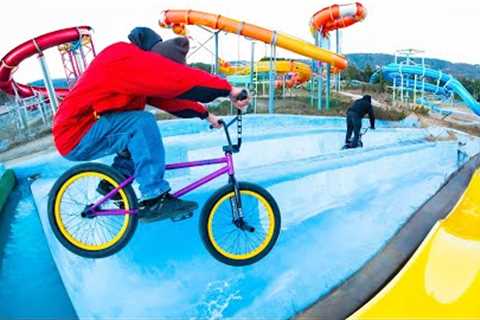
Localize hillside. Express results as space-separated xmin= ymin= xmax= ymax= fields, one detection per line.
xmin=347 ymin=53 xmax=480 ymax=80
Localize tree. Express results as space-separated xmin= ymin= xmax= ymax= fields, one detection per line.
xmin=343 ymin=65 xmax=362 ymax=81
xmin=362 ymin=64 xmax=374 ymax=82
xmin=189 ymin=62 xmax=212 ymax=73
xmin=0 ymin=91 xmax=10 ymax=105
xmin=370 ymin=71 xmax=386 ymax=93
xmin=458 ymin=77 xmax=480 ymax=100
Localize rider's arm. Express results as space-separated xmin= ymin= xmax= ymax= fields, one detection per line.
xmin=147 ymin=97 xmax=209 ymax=119
xmin=368 ymin=105 xmax=376 ymax=129
xmin=115 ymin=47 xmax=232 ymax=102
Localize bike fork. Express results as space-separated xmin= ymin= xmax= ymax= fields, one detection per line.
xmin=229 ymin=174 xmax=243 ymax=220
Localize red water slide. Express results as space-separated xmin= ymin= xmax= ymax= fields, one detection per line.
xmin=0 ymin=26 xmax=92 ymax=97
xmin=311 ymin=3 xmax=367 ymax=37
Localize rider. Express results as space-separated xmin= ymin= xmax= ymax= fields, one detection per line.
xmin=52 ymin=27 xmax=248 ymax=222
xmin=345 ymin=95 xmax=375 ymax=148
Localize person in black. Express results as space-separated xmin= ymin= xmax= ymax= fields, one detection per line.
xmin=345 ymin=95 xmax=375 ymax=148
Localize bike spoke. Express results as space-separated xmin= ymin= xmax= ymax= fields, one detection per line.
xmin=56 ymin=173 xmax=130 ymax=248
xmin=210 ymin=191 xmax=274 ymax=257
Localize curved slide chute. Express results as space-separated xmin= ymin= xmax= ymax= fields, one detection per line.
xmin=219 ymin=59 xmax=312 ymax=83
xmin=351 ymin=169 xmax=480 ymax=318
xmin=380 ymin=73 xmax=451 ymax=98
xmin=298 ymin=155 xmax=480 ymax=319
xmin=159 ymin=10 xmax=348 ymax=71
xmin=416 ymin=97 xmax=454 ymax=117
xmin=375 ymin=64 xmax=480 ymax=117
xmin=219 ymin=59 xmax=312 ymax=88
xmin=0 ymin=26 xmax=92 ymax=98
xmin=310 ymin=2 xmax=367 ymax=37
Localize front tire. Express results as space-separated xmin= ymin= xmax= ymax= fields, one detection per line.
xmin=200 ymin=182 xmax=281 ymax=266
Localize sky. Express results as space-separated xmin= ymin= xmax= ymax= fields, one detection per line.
xmin=1 ymin=0 xmax=479 ymax=82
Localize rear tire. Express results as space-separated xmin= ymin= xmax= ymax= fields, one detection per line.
xmin=47 ymin=163 xmax=138 ymax=258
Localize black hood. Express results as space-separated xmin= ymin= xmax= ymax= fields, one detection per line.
xmin=363 ymin=95 xmax=372 ymax=104
xmin=128 ymin=27 xmax=162 ymax=51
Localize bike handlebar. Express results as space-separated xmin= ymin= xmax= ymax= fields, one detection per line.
xmin=209 ymin=89 xmax=249 ymax=129
xmin=208 ymin=89 xmax=248 ymax=153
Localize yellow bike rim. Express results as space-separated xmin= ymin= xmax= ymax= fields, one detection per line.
xmin=208 ymin=190 xmax=275 ymax=260
xmin=54 ymin=171 xmax=131 ymax=251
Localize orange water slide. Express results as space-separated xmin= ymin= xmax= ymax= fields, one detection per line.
xmin=159 ymin=9 xmax=348 ymax=71
xmin=310 ymin=3 xmax=367 ymax=37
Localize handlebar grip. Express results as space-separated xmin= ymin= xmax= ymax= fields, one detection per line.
xmin=236 ymin=89 xmax=248 ymax=101
xmin=209 ymin=119 xmax=225 ymax=129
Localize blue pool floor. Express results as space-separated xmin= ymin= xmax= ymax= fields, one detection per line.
xmin=0 ymin=114 xmax=479 ymax=319
xmin=0 ymin=178 xmax=76 ymax=318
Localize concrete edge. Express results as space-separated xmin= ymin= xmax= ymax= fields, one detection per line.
xmin=0 ymin=169 xmax=16 ymax=212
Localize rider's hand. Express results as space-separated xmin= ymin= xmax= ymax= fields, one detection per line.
xmin=207 ymin=113 xmax=222 ymax=129
xmin=230 ymin=87 xmax=250 ymax=110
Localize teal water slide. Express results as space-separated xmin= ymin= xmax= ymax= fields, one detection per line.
xmin=373 ymin=64 xmax=480 ymax=116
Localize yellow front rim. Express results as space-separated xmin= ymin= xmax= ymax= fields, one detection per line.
xmin=207 ymin=190 xmax=275 ymax=260
xmin=54 ymin=171 xmax=131 ymax=251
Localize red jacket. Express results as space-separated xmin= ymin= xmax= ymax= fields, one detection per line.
xmin=53 ymin=42 xmax=231 ymax=156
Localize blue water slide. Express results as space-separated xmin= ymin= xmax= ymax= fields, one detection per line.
xmin=381 ymin=73 xmax=451 ymax=98
xmin=371 ymin=64 xmax=480 ymax=116
xmin=394 ymin=79 xmax=450 ymax=97
xmin=416 ymin=97 xmax=452 ymax=117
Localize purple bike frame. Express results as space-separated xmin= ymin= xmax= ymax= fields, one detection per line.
xmin=89 ymin=153 xmax=235 ymax=216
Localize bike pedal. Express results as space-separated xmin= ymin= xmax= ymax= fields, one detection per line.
xmin=171 ymin=212 xmax=194 ymax=222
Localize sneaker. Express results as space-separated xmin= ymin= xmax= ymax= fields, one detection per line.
xmin=96 ymin=180 xmax=122 ymax=200
xmin=139 ymin=193 xmax=198 ymax=223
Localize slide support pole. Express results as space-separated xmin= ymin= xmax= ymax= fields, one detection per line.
xmin=335 ymin=29 xmax=341 ymax=92
xmin=316 ymin=32 xmax=323 ymax=111
xmin=249 ymin=41 xmax=257 ymax=112
xmin=268 ymin=42 xmax=276 ymax=113
xmin=214 ymin=31 xmax=219 ymax=75
xmin=38 ymin=53 xmax=59 ymax=113
xmin=326 ymin=36 xmax=331 ymax=111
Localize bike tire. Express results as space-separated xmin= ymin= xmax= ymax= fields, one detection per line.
xmin=47 ymin=163 xmax=138 ymax=258
xmin=200 ymin=182 xmax=281 ymax=266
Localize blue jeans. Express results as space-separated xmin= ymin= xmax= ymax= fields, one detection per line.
xmin=65 ymin=110 xmax=171 ymax=199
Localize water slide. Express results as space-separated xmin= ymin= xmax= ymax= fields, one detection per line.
xmin=308 ymin=3 xmax=366 ymax=76
xmin=310 ymin=2 xmax=367 ymax=37
xmin=298 ymin=153 xmax=480 ymax=319
xmin=383 ymin=75 xmax=451 ymax=98
xmin=219 ymin=59 xmax=312 ymax=88
xmin=159 ymin=10 xmax=348 ymax=71
xmin=351 ymin=169 xmax=480 ymax=318
xmin=374 ymin=71 xmax=462 ymax=116
xmin=376 ymin=64 xmax=480 ymax=117
xmin=416 ymin=97 xmax=453 ymax=117
xmin=0 ymin=26 xmax=92 ymax=98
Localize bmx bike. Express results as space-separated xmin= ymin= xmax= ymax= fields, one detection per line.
xmin=48 ymin=99 xmax=281 ymax=266
xmin=342 ymin=128 xmax=369 ymax=149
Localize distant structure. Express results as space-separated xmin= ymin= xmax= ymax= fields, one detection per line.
xmin=372 ymin=48 xmax=480 ymax=119
xmin=0 ymin=27 xmax=95 ymax=138
xmin=391 ymin=49 xmax=428 ymax=105
xmin=309 ymin=3 xmax=367 ymax=111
